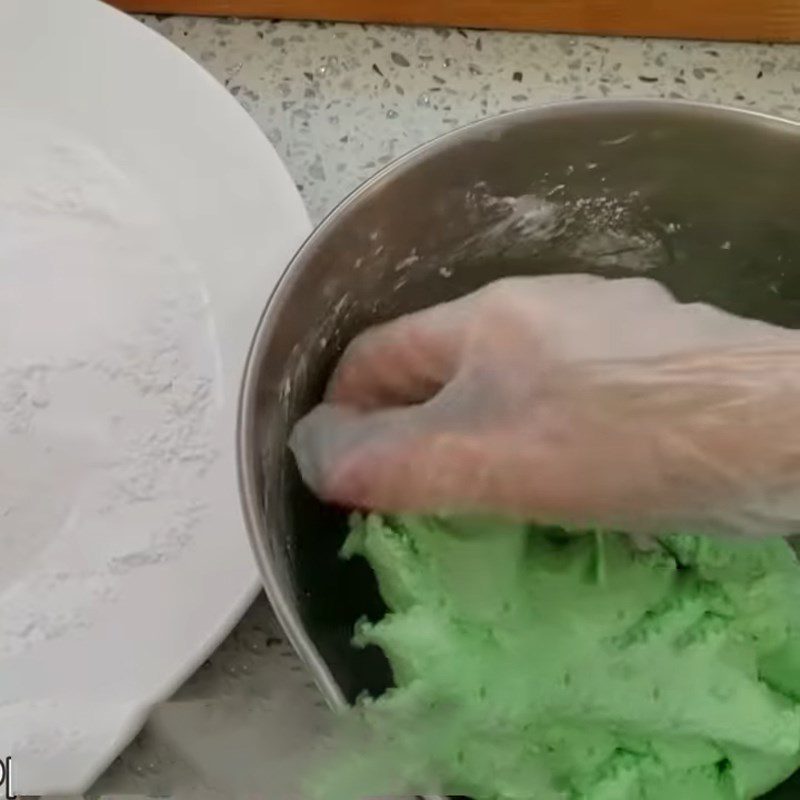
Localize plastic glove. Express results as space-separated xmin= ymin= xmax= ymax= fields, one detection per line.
xmin=290 ymin=274 xmax=800 ymax=537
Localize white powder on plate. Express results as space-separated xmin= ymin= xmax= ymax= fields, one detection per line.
xmin=0 ymin=119 xmax=220 ymax=657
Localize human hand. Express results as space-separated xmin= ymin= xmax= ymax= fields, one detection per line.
xmin=290 ymin=274 xmax=800 ymax=537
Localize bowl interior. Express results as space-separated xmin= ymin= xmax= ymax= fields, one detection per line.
xmin=241 ymin=101 xmax=800 ymax=798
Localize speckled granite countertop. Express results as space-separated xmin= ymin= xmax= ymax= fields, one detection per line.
xmin=69 ymin=15 xmax=800 ymax=799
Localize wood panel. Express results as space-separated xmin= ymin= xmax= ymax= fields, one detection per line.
xmin=111 ymin=0 xmax=800 ymax=43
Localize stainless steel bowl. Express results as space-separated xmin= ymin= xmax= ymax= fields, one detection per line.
xmin=238 ymin=99 xmax=800 ymax=799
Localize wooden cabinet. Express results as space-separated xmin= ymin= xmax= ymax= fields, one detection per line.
xmin=110 ymin=0 xmax=800 ymax=42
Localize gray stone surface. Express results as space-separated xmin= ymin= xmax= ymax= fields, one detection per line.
xmin=73 ymin=14 xmax=800 ymax=799
xmin=144 ymin=16 xmax=800 ymax=225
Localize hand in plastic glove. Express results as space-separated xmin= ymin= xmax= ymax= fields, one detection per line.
xmin=290 ymin=274 xmax=800 ymax=537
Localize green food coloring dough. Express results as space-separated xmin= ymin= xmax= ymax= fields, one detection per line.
xmin=315 ymin=515 xmax=800 ymax=800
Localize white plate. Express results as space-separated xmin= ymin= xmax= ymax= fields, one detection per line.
xmin=0 ymin=1 xmax=310 ymax=794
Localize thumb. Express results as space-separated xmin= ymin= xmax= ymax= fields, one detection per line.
xmin=289 ymin=403 xmax=420 ymax=507
xmin=289 ymin=405 xmax=364 ymax=499
xmin=290 ymin=402 xmax=475 ymax=512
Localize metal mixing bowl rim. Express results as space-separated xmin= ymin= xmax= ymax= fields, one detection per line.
xmin=237 ymin=97 xmax=800 ymax=713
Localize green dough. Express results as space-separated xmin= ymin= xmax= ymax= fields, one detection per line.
xmin=315 ymin=514 xmax=800 ymax=800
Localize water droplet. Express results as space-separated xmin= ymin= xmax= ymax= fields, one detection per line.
xmin=247 ymin=637 xmax=265 ymax=654
xmin=417 ymin=93 xmax=431 ymax=107
xmin=386 ymin=108 xmax=398 ymax=119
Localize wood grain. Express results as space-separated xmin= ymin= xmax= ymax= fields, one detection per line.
xmin=112 ymin=0 xmax=800 ymax=42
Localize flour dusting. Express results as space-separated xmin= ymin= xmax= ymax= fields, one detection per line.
xmin=0 ymin=120 xmax=221 ymax=657
xmin=457 ymin=184 xmax=668 ymax=272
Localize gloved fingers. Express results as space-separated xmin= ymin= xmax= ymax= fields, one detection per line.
xmin=323 ymin=275 xmax=623 ymax=410
xmin=289 ymin=400 xmax=489 ymax=511
xmin=324 ymin=297 xmax=475 ymax=410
